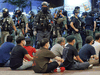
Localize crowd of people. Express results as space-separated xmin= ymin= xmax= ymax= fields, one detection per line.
xmin=0 ymin=1 xmax=100 ymax=73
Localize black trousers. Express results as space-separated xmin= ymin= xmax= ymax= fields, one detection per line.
xmin=45 ymin=61 xmax=59 ymax=73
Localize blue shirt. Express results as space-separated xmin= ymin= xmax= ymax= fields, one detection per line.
xmin=79 ymin=44 xmax=96 ymax=62
xmin=0 ymin=42 xmax=15 ymax=63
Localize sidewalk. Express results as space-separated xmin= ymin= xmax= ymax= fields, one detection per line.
xmin=0 ymin=66 xmax=100 ymax=75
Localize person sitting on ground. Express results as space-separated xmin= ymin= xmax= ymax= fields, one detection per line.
xmin=62 ymin=35 xmax=93 ymax=70
xmin=32 ymin=38 xmax=65 ymax=73
xmin=79 ymin=36 xmax=99 ymax=65
xmin=0 ymin=35 xmax=15 ymax=67
xmin=92 ymin=33 xmax=100 ymax=58
xmin=51 ymin=37 xmax=66 ymax=57
xmin=24 ymin=38 xmax=36 ymax=61
xmin=10 ymin=36 xmax=33 ymax=70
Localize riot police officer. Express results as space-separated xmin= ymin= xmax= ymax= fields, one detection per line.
xmin=95 ymin=13 xmax=100 ymax=33
xmin=0 ymin=8 xmax=17 ymax=44
xmin=34 ymin=1 xmax=54 ymax=48
xmin=85 ymin=11 xmax=96 ymax=37
xmin=70 ymin=9 xmax=82 ymax=50
xmin=28 ymin=11 xmax=36 ymax=46
xmin=13 ymin=7 xmax=28 ymax=36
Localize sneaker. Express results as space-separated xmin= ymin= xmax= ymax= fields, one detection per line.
xmin=88 ymin=64 xmax=93 ymax=69
xmin=54 ymin=67 xmax=65 ymax=72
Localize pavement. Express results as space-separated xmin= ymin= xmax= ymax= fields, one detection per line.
xmin=0 ymin=66 xmax=100 ymax=75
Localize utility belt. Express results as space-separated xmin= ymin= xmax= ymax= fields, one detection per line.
xmin=85 ymin=25 xmax=93 ymax=30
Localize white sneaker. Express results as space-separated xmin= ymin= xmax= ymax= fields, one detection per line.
xmin=88 ymin=64 xmax=93 ymax=69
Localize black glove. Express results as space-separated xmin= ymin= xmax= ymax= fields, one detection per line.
xmin=15 ymin=31 xmax=17 ymax=36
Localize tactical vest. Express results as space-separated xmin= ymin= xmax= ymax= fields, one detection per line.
xmin=15 ymin=14 xmax=25 ymax=29
xmin=1 ymin=16 xmax=11 ymax=31
xmin=37 ymin=12 xmax=52 ymax=32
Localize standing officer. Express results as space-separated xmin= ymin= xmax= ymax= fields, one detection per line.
xmin=28 ymin=11 xmax=36 ymax=46
xmin=85 ymin=11 xmax=96 ymax=37
xmin=13 ymin=8 xmax=28 ymax=37
xmin=34 ymin=1 xmax=54 ymax=48
xmin=70 ymin=9 xmax=82 ymax=50
xmin=0 ymin=8 xmax=17 ymax=44
xmin=95 ymin=13 xmax=100 ymax=33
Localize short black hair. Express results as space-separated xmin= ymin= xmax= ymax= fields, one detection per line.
xmin=40 ymin=38 xmax=49 ymax=47
xmin=85 ymin=36 xmax=93 ymax=44
xmin=7 ymin=35 xmax=13 ymax=42
xmin=16 ymin=36 xmax=25 ymax=44
xmin=75 ymin=6 xmax=80 ymax=10
xmin=95 ymin=33 xmax=100 ymax=40
xmin=66 ymin=35 xmax=75 ymax=42
xmin=25 ymin=38 xmax=31 ymax=46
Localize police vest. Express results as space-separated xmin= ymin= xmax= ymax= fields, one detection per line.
xmin=1 ymin=17 xmax=11 ymax=31
xmin=37 ymin=12 xmax=52 ymax=32
xmin=96 ymin=19 xmax=100 ymax=27
xmin=15 ymin=14 xmax=25 ymax=29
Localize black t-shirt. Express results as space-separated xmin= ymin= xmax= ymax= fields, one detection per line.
xmin=10 ymin=45 xmax=28 ymax=69
xmin=71 ymin=16 xmax=81 ymax=30
xmin=63 ymin=44 xmax=78 ymax=67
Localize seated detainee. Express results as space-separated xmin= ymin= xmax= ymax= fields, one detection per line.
xmin=92 ymin=33 xmax=100 ymax=57
xmin=0 ymin=35 xmax=15 ymax=67
xmin=10 ymin=36 xmax=33 ymax=70
xmin=32 ymin=38 xmax=65 ymax=73
xmin=24 ymin=38 xmax=36 ymax=61
xmin=51 ymin=37 xmax=65 ymax=57
xmin=79 ymin=36 xmax=99 ymax=65
xmin=63 ymin=35 xmax=92 ymax=70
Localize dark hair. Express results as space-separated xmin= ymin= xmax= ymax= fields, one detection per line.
xmin=95 ymin=33 xmax=100 ymax=40
xmin=7 ymin=35 xmax=13 ymax=42
xmin=85 ymin=36 xmax=93 ymax=44
xmin=16 ymin=36 xmax=25 ymax=44
xmin=66 ymin=35 xmax=75 ymax=42
xmin=40 ymin=38 xmax=49 ymax=47
xmin=75 ymin=6 xmax=80 ymax=10
xmin=25 ymin=38 xmax=31 ymax=46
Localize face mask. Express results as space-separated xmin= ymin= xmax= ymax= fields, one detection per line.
xmin=42 ymin=7 xmax=48 ymax=13
xmin=3 ymin=13 xmax=8 ymax=18
xmin=22 ymin=40 xmax=26 ymax=46
xmin=48 ymin=44 xmax=50 ymax=48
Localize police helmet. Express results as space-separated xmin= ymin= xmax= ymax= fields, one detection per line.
xmin=41 ymin=1 xmax=49 ymax=6
xmin=2 ymin=8 xmax=9 ymax=17
xmin=75 ymin=6 xmax=80 ymax=10
xmin=29 ymin=11 xmax=35 ymax=16
xmin=15 ymin=7 xmax=22 ymax=16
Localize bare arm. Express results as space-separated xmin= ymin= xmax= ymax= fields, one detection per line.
xmin=91 ymin=55 xmax=99 ymax=60
xmin=54 ymin=56 xmax=64 ymax=62
xmin=25 ymin=54 xmax=33 ymax=61
xmin=93 ymin=21 xmax=96 ymax=32
xmin=13 ymin=25 xmax=17 ymax=32
xmin=76 ymin=55 xmax=84 ymax=63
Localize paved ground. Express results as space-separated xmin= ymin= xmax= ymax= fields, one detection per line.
xmin=0 ymin=66 xmax=100 ymax=75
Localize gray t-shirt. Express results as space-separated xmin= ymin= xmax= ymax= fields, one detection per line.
xmin=51 ymin=43 xmax=63 ymax=57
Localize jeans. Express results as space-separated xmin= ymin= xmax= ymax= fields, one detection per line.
xmin=17 ymin=61 xmax=33 ymax=70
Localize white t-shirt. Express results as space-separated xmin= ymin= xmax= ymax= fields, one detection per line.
xmin=92 ymin=41 xmax=100 ymax=56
